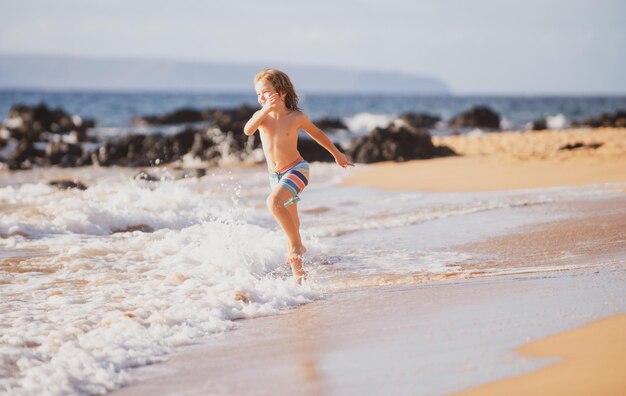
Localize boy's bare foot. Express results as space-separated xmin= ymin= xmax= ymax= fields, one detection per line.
xmin=286 ymin=245 xmax=307 ymax=285
xmin=284 ymin=244 xmax=307 ymax=265
xmin=287 ymin=254 xmax=307 ymax=285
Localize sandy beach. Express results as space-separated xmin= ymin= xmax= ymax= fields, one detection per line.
xmin=108 ymin=127 xmax=626 ymax=395
xmin=111 ymin=268 xmax=626 ymax=396
xmin=343 ymin=128 xmax=626 ymax=192
xmin=457 ymin=314 xmax=626 ymax=396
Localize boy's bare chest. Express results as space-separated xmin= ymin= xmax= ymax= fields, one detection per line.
xmin=261 ymin=118 xmax=300 ymax=139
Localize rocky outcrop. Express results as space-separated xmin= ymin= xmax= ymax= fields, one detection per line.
xmin=131 ymin=108 xmax=206 ymax=125
xmin=529 ymin=118 xmax=548 ymax=131
xmin=2 ymin=103 xmax=459 ymax=170
xmin=1 ymin=103 xmax=96 ymax=169
xmin=449 ymin=106 xmax=501 ymax=129
xmin=577 ymin=110 xmax=626 ymax=128
xmin=45 ymin=141 xmax=91 ymax=167
xmin=205 ymin=105 xmax=262 ymax=153
xmin=132 ymin=104 xmax=259 ymax=136
xmin=4 ymin=102 xmax=94 ymax=141
xmin=345 ymin=124 xmax=456 ymax=164
xmin=93 ymin=128 xmax=197 ymax=167
xmin=313 ymin=117 xmax=347 ymax=130
xmin=398 ymin=112 xmax=441 ymax=128
xmin=6 ymin=139 xmax=45 ymax=169
xmin=297 ymin=138 xmax=343 ymax=163
xmin=131 ymin=104 xmax=262 ymax=155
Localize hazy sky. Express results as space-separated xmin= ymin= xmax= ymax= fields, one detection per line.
xmin=2 ymin=0 xmax=625 ymax=94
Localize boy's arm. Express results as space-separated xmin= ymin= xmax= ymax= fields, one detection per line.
xmin=243 ymin=108 xmax=270 ymax=136
xmin=300 ymin=114 xmax=354 ymax=167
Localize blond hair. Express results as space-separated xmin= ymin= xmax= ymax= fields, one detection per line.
xmin=254 ymin=68 xmax=301 ymax=111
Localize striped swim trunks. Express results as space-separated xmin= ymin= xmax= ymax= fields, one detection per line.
xmin=269 ymin=157 xmax=310 ymax=207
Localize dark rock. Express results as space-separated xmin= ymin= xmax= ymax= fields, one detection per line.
xmin=449 ymin=106 xmax=501 ymax=129
xmin=558 ymin=142 xmax=603 ymax=151
xmin=130 ymin=104 xmax=261 ymax=160
xmin=530 ymin=118 xmax=548 ymax=131
xmin=313 ymin=117 xmax=347 ymax=130
xmin=8 ymin=139 xmax=45 ymax=170
xmin=433 ymin=145 xmax=457 ymax=157
xmin=49 ymin=180 xmax=88 ymax=190
xmin=206 ymin=105 xmax=260 ymax=151
xmin=398 ymin=112 xmax=441 ymax=128
xmin=132 ymin=108 xmax=206 ymax=125
xmin=345 ymin=124 xmax=456 ymax=164
xmin=111 ymin=224 xmax=155 ymax=234
xmin=189 ymin=130 xmax=219 ymax=162
xmin=94 ymin=135 xmax=144 ymax=166
xmin=579 ymin=109 xmax=626 ymax=128
xmin=133 ymin=104 xmax=259 ymax=137
xmin=205 ymin=105 xmax=258 ymax=131
xmin=45 ymin=141 xmax=84 ymax=166
xmin=298 ymin=138 xmax=342 ymax=163
xmin=94 ymin=128 xmax=199 ymax=167
xmin=5 ymin=102 xmax=94 ymax=141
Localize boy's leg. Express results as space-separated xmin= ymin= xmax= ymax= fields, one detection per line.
xmin=287 ymin=202 xmax=300 ymax=230
xmin=267 ymin=188 xmax=306 ymax=284
xmin=285 ymin=202 xmax=306 ymax=283
xmin=266 ymin=187 xmax=303 ymax=252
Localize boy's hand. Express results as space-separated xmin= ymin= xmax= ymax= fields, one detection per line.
xmin=262 ymin=93 xmax=281 ymax=112
xmin=335 ymin=152 xmax=355 ymax=168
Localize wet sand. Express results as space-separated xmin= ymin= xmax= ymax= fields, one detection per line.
xmin=111 ymin=268 xmax=625 ymax=396
xmin=450 ymin=197 xmax=626 ymax=273
xmin=110 ymin=194 xmax=626 ymax=395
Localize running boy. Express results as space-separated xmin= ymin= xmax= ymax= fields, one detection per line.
xmin=243 ymin=68 xmax=354 ymax=284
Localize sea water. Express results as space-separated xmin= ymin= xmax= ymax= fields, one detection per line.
xmin=2 ymin=90 xmax=626 ymax=140
xmin=1 ymin=163 xmax=624 ymax=395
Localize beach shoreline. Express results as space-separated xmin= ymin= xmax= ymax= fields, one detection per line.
xmin=109 ymin=182 xmax=626 ymax=395
xmin=110 ymin=266 xmax=625 ymax=396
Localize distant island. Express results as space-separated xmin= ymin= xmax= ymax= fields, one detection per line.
xmin=0 ymin=53 xmax=450 ymax=94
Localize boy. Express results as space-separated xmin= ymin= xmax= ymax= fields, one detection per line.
xmin=243 ymin=68 xmax=353 ymax=284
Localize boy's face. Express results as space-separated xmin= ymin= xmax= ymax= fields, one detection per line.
xmin=254 ymin=80 xmax=282 ymax=107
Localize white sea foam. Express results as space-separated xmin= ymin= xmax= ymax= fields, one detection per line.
xmin=342 ymin=112 xmax=395 ymax=135
xmin=0 ymin=127 xmax=10 ymax=140
xmin=0 ymin=164 xmax=622 ymax=395
xmin=467 ymin=128 xmax=485 ymax=136
xmin=0 ymin=172 xmax=317 ymax=395
xmin=3 ymin=117 xmax=22 ymax=129
xmin=500 ymin=117 xmax=514 ymax=130
xmin=546 ymin=113 xmax=569 ymax=129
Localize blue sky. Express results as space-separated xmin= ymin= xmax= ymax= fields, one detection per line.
xmin=2 ymin=0 xmax=625 ymax=94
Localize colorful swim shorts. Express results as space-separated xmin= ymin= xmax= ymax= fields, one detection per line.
xmin=269 ymin=157 xmax=310 ymax=207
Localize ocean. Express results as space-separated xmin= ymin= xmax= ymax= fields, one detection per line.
xmin=2 ymin=90 xmax=626 ymax=140
xmin=1 ymin=90 xmax=626 ymax=394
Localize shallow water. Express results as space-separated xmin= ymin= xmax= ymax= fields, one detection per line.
xmin=0 ymin=164 xmax=624 ymax=394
